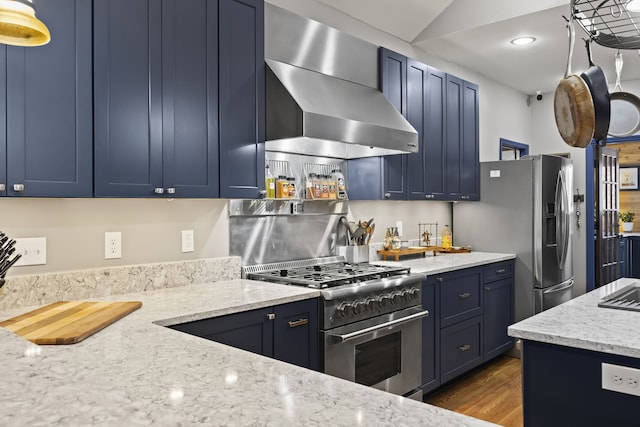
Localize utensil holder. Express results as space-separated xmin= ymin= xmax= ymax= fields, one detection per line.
xmin=338 ymin=245 xmax=369 ymax=263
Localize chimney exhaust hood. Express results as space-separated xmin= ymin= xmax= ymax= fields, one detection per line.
xmin=264 ymin=5 xmax=418 ymax=159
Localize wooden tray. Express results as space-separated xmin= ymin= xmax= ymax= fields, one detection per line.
xmin=437 ymin=246 xmax=472 ymax=254
xmin=0 ymin=300 xmax=142 ymax=345
xmin=377 ymin=246 xmax=438 ymax=261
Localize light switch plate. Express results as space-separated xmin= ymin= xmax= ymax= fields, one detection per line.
xmin=14 ymin=237 xmax=47 ymax=266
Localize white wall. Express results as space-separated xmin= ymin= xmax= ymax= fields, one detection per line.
xmin=3 ymin=1 xmax=539 ymax=279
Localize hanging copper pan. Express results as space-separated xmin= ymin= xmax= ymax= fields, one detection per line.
xmin=554 ymin=20 xmax=595 ymax=148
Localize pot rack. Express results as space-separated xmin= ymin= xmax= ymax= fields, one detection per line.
xmin=572 ymin=0 xmax=640 ymax=49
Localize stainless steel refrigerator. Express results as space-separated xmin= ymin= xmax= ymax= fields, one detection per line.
xmin=453 ymin=154 xmax=573 ymax=323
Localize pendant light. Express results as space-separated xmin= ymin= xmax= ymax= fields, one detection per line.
xmin=0 ymin=0 xmax=50 ymax=47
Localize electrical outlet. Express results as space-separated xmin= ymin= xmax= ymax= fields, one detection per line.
xmin=396 ymin=221 xmax=403 ymax=237
xmin=14 ymin=237 xmax=47 ymax=266
xmin=602 ymin=363 xmax=640 ymax=396
xmin=181 ymin=230 xmax=194 ymax=253
xmin=104 ymin=232 xmax=122 ymax=259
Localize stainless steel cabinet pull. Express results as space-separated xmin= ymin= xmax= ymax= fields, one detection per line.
xmin=0 ymin=183 xmax=5 ymax=191
xmin=425 ymin=194 xmax=434 ymax=199
xmin=13 ymin=184 xmax=24 ymax=192
xmin=166 ymin=187 xmax=176 ymax=195
xmin=288 ymin=318 xmax=308 ymax=328
xmin=458 ymin=344 xmax=471 ymax=352
xmin=436 ymin=277 xmax=444 ymax=282
xmin=496 ymin=268 xmax=506 ymax=274
xmin=458 ymin=292 xmax=470 ymax=299
xmin=461 ymin=195 xmax=470 ymax=200
xmin=267 ymin=313 xmax=276 ymax=320
xmin=384 ymin=193 xmax=391 ymax=199
xmin=259 ymin=189 xmax=267 ymax=196
xmin=154 ymin=187 xmax=164 ymax=194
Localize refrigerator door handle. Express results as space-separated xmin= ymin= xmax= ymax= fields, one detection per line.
xmin=542 ymin=279 xmax=574 ymax=294
xmin=555 ymin=170 xmax=570 ymax=268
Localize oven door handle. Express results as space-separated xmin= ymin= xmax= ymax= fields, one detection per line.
xmin=329 ymin=310 xmax=429 ymax=343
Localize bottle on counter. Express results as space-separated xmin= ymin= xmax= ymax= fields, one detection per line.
xmin=328 ymin=174 xmax=337 ymax=199
xmin=332 ymin=169 xmax=347 ymax=200
xmin=313 ymin=174 xmax=322 ymax=199
xmin=265 ymin=165 xmax=275 ymax=198
xmin=442 ymin=225 xmax=452 ymax=249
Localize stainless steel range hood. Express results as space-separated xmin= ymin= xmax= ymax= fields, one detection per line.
xmin=265 ymin=5 xmax=418 ymax=159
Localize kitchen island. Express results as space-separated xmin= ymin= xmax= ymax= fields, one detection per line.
xmin=508 ymin=278 xmax=640 ymax=426
xmin=0 ymin=278 xmax=497 ymax=426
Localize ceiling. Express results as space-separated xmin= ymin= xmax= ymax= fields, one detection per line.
xmin=316 ymin=0 xmax=640 ymax=95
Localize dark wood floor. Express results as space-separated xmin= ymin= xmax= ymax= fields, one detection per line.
xmin=424 ymin=355 xmax=523 ymax=427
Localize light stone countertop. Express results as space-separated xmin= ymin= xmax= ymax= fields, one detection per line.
xmin=0 ymin=278 xmax=497 ymax=426
xmin=374 ymin=251 xmax=516 ymax=275
xmin=508 ymin=277 xmax=640 ymax=359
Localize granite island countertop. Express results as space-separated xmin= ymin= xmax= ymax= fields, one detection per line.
xmin=508 ymin=277 xmax=640 ymax=359
xmin=374 ymin=251 xmax=516 ymax=275
xmin=0 ymin=279 xmax=497 ymax=426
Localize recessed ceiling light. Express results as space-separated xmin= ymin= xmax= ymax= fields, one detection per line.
xmin=511 ymin=36 xmax=536 ymax=46
xmin=627 ymin=0 xmax=640 ymax=12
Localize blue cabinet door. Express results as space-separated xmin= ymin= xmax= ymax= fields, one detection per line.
xmin=461 ymin=81 xmax=479 ymax=200
xmin=445 ymin=74 xmax=463 ymax=201
xmin=421 ymin=277 xmax=440 ymax=393
xmin=0 ymin=44 xmax=5 ymax=197
xmin=483 ymin=277 xmax=514 ymax=360
xmin=406 ymin=59 xmax=427 ymax=200
xmin=379 ymin=48 xmax=407 ymax=200
xmin=218 ymin=0 xmax=265 ymax=199
xmin=161 ymin=0 xmax=219 ymax=198
xmin=424 ymin=67 xmax=447 ymax=200
xmin=439 ymin=266 xmax=483 ymax=328
xmin=168 ymin=307 xmax=273 ymax=356
xmin=94 ymin=0 xmax=163 ymax=197
xmin=273 ymin=299 xmax=319 ymax=371
xmin=6 ymin=0 xmax=92 ymax=197
xmin=347 ymin=157 xmax=383 ymax=200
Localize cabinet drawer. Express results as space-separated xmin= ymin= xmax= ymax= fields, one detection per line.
xmin=440 ymin=267 xmax=482 ymax=327
xmin=483 ymin=260 xmax=513 ymax=283
xmin=441 ymin=316 xmax=482 ymax=383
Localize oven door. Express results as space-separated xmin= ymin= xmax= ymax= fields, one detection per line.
xmin=322 ymin=306 xmax=428 ymax=397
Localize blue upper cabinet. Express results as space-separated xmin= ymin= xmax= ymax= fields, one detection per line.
xmin=351 ymin=47 xmax=479 ymax=202
xmin=0 ymin=45 xmax=5 ymax=197
xmin=218 ymin=0 xmax=265 ymax=199
xmin=94 ymin=0 xmax=263 ymax=198
xmin=4 ymin=0 xmax=92 ymax=197
xmin=93 ymin=0 xmax=163 ymax=197
xmin=461 ymin=81 xmax=480 ymax=200
xmin=379 ymin=48 xmax=408 ymax=200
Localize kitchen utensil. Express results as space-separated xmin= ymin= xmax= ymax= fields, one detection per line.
xmin=608 ymin=50 xmax=640 ymax=137
xmin=554 ymin=19 xmax=595 ymax=148
xmin=580 ymin=39 xmax=610 ymax=144
xmin=351 ymin=221 xmax=367 ymax=243
xmin=0 ymin=301 xmax=142 ymax=345
xmin=339 ymin=216 xmax=353 ymax=245
xmin=0 ymin=253 xmax=21 ymax=277
xmin=366 ymin=223 xmax=375 ymax=245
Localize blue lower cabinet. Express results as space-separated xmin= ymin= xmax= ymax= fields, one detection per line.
xmin=438 ymin=267 xmax=482 ymax=328
xmin=421 ymin=278 xmax=440 ymax=393
xmin=440 ymin=316 xmax=483 ymax=384
xmin=483 ymin=277 xmax=514 ymax=360
xmin=522 ymin=340 xmax=640 ymax=426
xmin=168 ymin=298 xmax=318 ymax=371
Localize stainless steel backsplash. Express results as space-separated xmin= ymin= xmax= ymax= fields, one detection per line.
xmin=229 ymin=199 xmax=349 ymax=266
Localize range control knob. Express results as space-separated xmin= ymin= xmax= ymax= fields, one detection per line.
xmin=364 ymin=297 xmax=377 ymax=311
xmin=378 ymin=294 xmax=392 ymax=308
xmin=336 ymin=302 xmax=352 ymax=317
xmin=391 ymin=291 xmax=404 ymax=305
xmin=409 ymin=288 xmax=420 ymax=300
xmin=352 ymin=300 xmax=365 ymax=315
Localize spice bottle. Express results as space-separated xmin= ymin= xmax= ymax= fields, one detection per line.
xmin=287 ymin=177 xmax=296 ymax=198
xmin=276 ymin=175 xmax=289 ymax=199
xmin=321 ymin=174 xmax=330 ymax=199
xmin=265 ymin=165 xmax=275 ymax=198
xmin=313 ymin=174 xmax=322 ymax=199
xmin=306 ymin=173 xmax=315 ymax=199
xmin=332 ymin=169 xmax=347 ymax=200
xmin=442 ymin=225 xmax=452 ymax=249
xmin=328 ymin=174 xmax=337 ymax=199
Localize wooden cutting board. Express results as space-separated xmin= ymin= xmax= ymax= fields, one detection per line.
xmin=0 ymin=300 xmax=142 ymax=345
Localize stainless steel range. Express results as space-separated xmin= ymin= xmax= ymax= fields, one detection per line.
xmin=243 ymin=256 xmax=427 ymax=400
